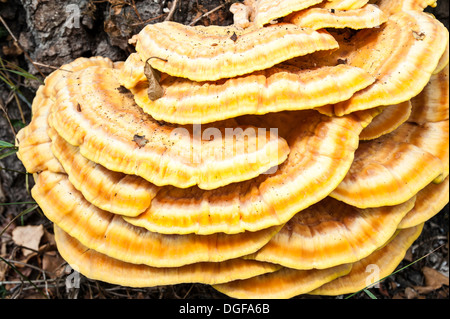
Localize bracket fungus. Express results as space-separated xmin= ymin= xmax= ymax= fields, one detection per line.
xmin=331 ymin=64 xmax=449 ymax=208
xmin=286 ymin=4 xmax=387 ymax=30
xmin=15 ymin=0 xmax=448 ymax=299
xmin=127 ymin=63 xmax=375 ymax=124
xmin=320 ymin=0 xmax=370 ymax=10
xmin=134 ymin=21 xmax=339 ymax=81
xmin=54 ymin=225 xmax=281 ymax=288
xmin=123 ymin=110 xmax=375 ymax=235
xmin=16 ymin=87 xmax=65 ymax=175
xmin=213 ymin=225 xmax=423 ymax=299
xmin=32 ymin=171 xmax=282 ymax=267
xmin=359 ymin=101 xmax=413 ymax=141
xmin=374 ymin=0 xmax=437 ymax=16
xmin=310 ymin=224 xmax=425 ymax=296
xmin=327 ymin=10 xmax=449 ymax=116
xmin=48 ymin=64 xmax=290 ymax=190
xmin=246 ymin=196 xmax=417 ymax=270
xmin=398 ymin=177 xmax=449 ymax=229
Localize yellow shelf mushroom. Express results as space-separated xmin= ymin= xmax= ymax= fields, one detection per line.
xmin=15 ymin=0 xmax=448 ymax=299
xmin=54 ymin=225 xmax=281 ymax=288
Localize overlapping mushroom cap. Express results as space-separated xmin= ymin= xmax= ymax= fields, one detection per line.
xmin=15 ymin=0 xmax=449 ymax=299
xmin=49 ymin=63 xmax=290 ymax=190
xmin=32 ymin=171 xmax=282 ymax=267
xmin=310 ymin=224 xmax=425 ymax=296
xmin=359 ymin=101 xmax=412 ymax=141
xmin=214 ymin=225 xmax=424 ymax=298
xmin=331 ymin=65 xmax=449 ymax=208
xmin=375 ymin=0 xmax=437 ymax=16
xmin=286 ymin=4 xmax=387 ymax=30
xmin=398 ymin=177 xmax=449 ymax=229
xmin=16 ymin=56 xmax=115 ymax=174
xmin=126 ymin=58 xmax=375 ymax=124
xmin=133 ymin=20 xmax=338 ymax=81
xmin=121 ymin=1 xmax=393 ymax=124
xmin=123 ymin=110 xmax=375 ymax=235
xmin=320 ymin=0 xmax=370 ymax=10
xmin=16 ymin=86 xmax=65 ymax=175
xmin=325 ymin=10 xmax=448 ymax=115
xmin=54 ymin=225 xmax=280 ymax=288
xmin=243 ymin=0 xmax=324 ymax=28
xmin=246 ymin=196 xmax=416 ymax=270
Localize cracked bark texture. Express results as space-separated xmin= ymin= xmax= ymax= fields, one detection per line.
xmin=12 ymin=0 xmax=233 ymax=76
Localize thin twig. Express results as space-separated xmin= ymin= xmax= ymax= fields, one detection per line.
xmin=412 ymin=235 xmax=449 ymax=250
xmin=1 ymin=256 xmax=51 ymax=274
xmin=0 ymin=256 xmax=49 ymax=298
xmin=6 ymin=90 xmax=26 ymax=123
xmin=164 ymin=0 xmax=179 ymax=21
xmin=182 ymin=284 xmax=195 ymax=299
xmin=0 ymin=166 xmax=29 ymax=175
xmin=17 ymin=283 xmax=66 ymax=291
xmin=0 ymin=278 xmax=60 ymax=285
xmin=129 ymin=0 xmax=143 ymax=22
xmin=0 ymin=16 xmax=45 ymax=79
xmin=130 ymin=13 xmax=167 ymax=26
xmin=0 ymin=59 xmax=26 ymax=123
xmin=0 ymin=205 xmax=39 ymax=238
xmin=3 ymin=256 xmax=53 ymax=298
xmin=188 ymin=3 xmax=227 ymax=26
xmin=32 ymin=62 xmax=73 ymax=73
xmin=0 ymin=201 xmax=37 ymax=206
xmin=0 ymin=99 xmax=17 ymax=138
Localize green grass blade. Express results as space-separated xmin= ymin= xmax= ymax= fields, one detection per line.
xmin=0 ymin=68 xmax=40 ymax=81
xmin=0 ymin=140 xmax=15 ymax=148
xmin=0 ymin=73 xmax=14 ymax=89
xmin=0 ymin=256 xmax=49 ymax=299
xmin=0 ymin=201 xmax=37 ymax=206
xmin=0 ymin=26 xmax=7 ymax=38
xmin=0 ymin=204 xmax=39 ymax=237
xmin=363 ymin=289 xmax=378 ymax=299
xmin=11 ymin=119 xmax=26 ymax=129
xmin=0 ymin=148 xmax=18 ymax=160
xmin=0 ymin=166 xmax=29 ymax=174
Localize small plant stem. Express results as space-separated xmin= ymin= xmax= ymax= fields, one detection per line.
xmin=0 ymin=16 xmax=46 ymax=79
xmin=0 ymin=99 xmax=17 ymax=138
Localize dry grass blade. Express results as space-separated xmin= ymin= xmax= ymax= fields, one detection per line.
xmin=0 ymin=16 xmax=45 ymax=79
xmin=0 ymin=100 xmax=17 ymax=138
xmin=188 ymin=2 xmax=228 ymax=26
xmin=345 ymin=243 xmax=447 ymax=299
xmin=0 ymin=256 xmax=49 ymax=299
xmin=164 ymin=0 xmax=180 ymax=22
xmin=0 ymin=205 xmax=39 ymax=238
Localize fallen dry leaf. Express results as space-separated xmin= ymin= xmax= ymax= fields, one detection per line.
xmin=12 ymin=225 xmax=44 ymax=257
xmin=414 ymin=266 xmax=449 ymax=294
xmin=42 ymin=251 xmax=66 ymax=278
xmin=230 ymin=32 xmax=238 ymax=42
xmin=412 ymin=30 xmax=426 ymax=41
xmin=133 ymin=134 xmax=149 ymax=148
xmin=144 ymin=60 xmax=164 ymax=101
xmin=42 ymin=228 xmax=56 ymax=247
xmin=404 ymin=286 xmax=419 ymax=299
xmin=404 ymin=247 xmax=414 ymax=262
